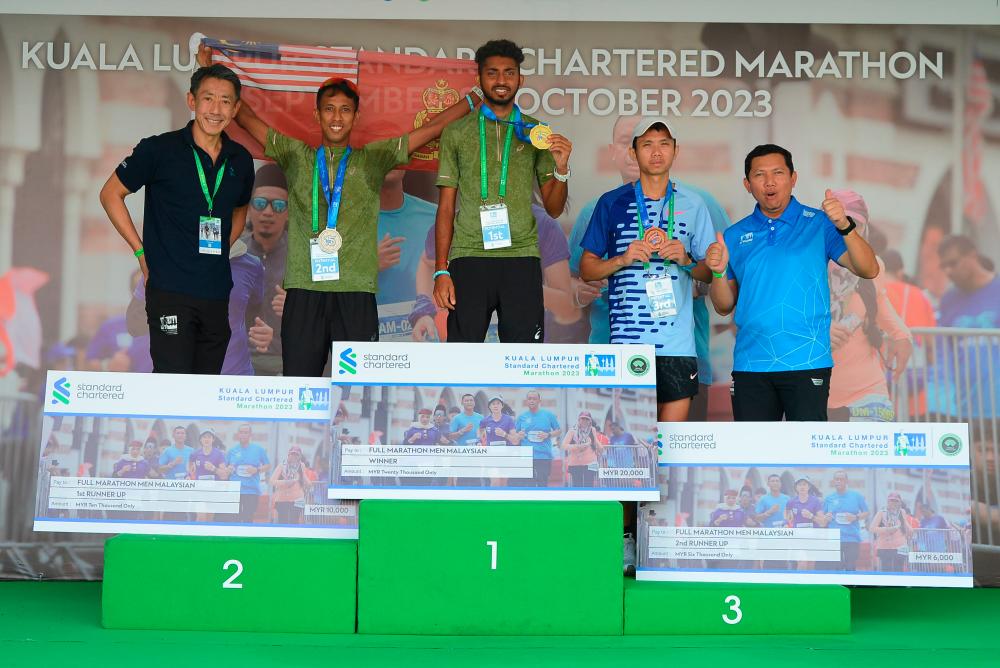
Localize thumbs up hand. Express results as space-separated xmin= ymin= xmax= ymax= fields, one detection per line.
xmin=821 ymin=189 xmax=850 ymax=230
xmin=705 ymin=231 xmax=729 ymax=276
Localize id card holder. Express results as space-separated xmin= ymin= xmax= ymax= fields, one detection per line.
xmin=310 ymin=239 xmax=340 ymax=281
xmin=645 ymin=274 xmax=678 ymax=318
xmin=199 ymin=216 xmax=222 ymax=255
xmin=480 ymin=203 xmax=512 ymax=250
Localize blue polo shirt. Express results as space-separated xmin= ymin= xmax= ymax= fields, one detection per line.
xmin=225 ymin=443 xmax=269 ymax=495
xmin=725 ymin=197 xmax=847 ymax=372
xmin=581 ymin=181 xmax=715 ymax=357
xmin=822 ymin=489 xmax=869 ymax=543
xmin=514 ymin=408 xmax=561 ymax=460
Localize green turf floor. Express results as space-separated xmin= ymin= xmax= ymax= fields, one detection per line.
xmin=1 ymin=581 xmax=998 ymax=667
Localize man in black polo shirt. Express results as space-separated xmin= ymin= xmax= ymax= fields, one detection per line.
xmin=100 ymin=64 xmax=255 ymax=374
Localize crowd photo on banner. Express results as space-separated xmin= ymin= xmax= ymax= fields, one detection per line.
xmin=0 ymin=15 xmax=998 ymax=582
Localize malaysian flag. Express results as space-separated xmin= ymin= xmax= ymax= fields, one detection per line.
xmin=204 ymin=38 xmax=477 ymax=170
xmin=205 ymin=38 xmax=359 ymax=156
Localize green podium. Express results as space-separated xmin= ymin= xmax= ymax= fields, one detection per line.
xmin=624 ymin=579 xmax=851 ymax=634
xmin=358 ymin=500 xmax=624 ymax=635
xmin=102 ymin=535 xmax=357 ymax=633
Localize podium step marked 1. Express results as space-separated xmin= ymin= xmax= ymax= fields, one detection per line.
xmin=358 ymin=500 xmax=624 ymax=636
xmin=624 ymin=578 xmax=850 ymax=635
xmin=102 ymin=535 xmax=357 ymax=634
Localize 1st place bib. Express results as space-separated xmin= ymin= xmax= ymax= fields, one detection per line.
xmin=310 ymin=238 xmax=340 ymax=281
xmin=645 ymin=274 xmax=678 ymax=318
xmin=480 ymin=203 xmax=512 ymax=249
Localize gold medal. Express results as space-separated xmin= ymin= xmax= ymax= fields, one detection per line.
xmin=317 ymin=228 xmax=342 ymax=254
xmin=529 ymin=124 xmax=552 ymax=150
xmin=643 ymin=227 xmax=668 ymax=252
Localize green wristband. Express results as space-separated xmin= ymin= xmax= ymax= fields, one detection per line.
xmin=134 ymin=248 xmax=145 ymax=259
xmin=712 ymin=269 xmax=726 ymax=279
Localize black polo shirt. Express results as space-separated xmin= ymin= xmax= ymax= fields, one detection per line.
xmin=116 ymin=121 xmax=254 ymax=301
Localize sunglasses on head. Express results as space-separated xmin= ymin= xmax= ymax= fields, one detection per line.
xmin=250 ymin=196 xmax=288 ymax=213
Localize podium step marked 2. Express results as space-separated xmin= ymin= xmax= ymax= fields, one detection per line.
xmin=102 ymin=535 xmax=357 ymax=633
xmin=624 ymin=579 xmax=850 ymax=634
xmin=358 ymin=500 xmax=624 ymax=635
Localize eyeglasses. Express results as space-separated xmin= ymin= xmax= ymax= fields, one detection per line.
xmin=250 ymin=197 xmax=288 ymax=213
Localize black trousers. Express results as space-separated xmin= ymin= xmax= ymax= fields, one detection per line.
xmin=145 ymin=287 xmax=229 ymax=374
xmin=281 ymin=289 xmax=378 ymax=377
xmin=447 ymin=256 xmax=544 ymax=343
xmin=731 ymin=368 xmax=832 ymax=421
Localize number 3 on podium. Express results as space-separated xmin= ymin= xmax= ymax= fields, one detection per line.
xmin=722 ymin=594 xmax=742 ymax=625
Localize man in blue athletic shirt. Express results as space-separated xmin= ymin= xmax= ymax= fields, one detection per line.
xmin=580 ymin=118 xmax=715 ymax=421
xmin=514 ymin=390 xmax=561 ymax=487
xmin=223 ymin=423 xmax=271 ymax=523
xmin=569 ymin=115 xmax=731 ymax=420
xmin=821 ymin=470 xmax=869 ymax=571
xmin=706 ymin=144 xmax=879 ymax=421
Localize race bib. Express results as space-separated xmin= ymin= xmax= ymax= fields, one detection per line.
xmin=480 ymin=204 xmax=512 ymax=250
xmin=310 ymin=239 xmax=340 ymax=281
xmin=236 ymin=465 xmax=254 ymax=478
xmin=199 ymin=216 xmax=222 ymax=255
xmin=835 ymin=512 xmax=852 ymax=525
xmin=645 ymin=274 xmax=678 ymax=318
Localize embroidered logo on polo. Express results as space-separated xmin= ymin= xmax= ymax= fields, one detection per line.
xmin=740 ymin=232 xmax=754 ymax=245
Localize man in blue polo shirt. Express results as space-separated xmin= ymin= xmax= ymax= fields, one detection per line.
xmin=580 ymin=118 xmax=715 ymax=421
xmin=705 ymin=144 xmax=879 ymax=420
xmin=821 ymin=470 xmax=869 ymax=571
xmin=100 ymin=63 xmax=255 ymax=374
xmin=223 ymin=423 xmax=271 ymax=523
xmin=514 ymin=390 xmax=561 ymax=487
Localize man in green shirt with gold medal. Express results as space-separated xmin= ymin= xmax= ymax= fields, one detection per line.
xmin=432 ymin=39 xmax=573 ymax=343
xmin=198 ymin=46 xmax=482 ymax=376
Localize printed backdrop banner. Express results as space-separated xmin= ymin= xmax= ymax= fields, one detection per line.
xmin=1 ymin=13 xmax=999 ymax=581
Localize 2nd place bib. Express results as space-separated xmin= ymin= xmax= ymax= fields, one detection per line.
xmin=310 ymin=239 xmax=340 ymax=281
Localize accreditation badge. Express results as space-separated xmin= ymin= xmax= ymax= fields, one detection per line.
xmin=198 ymin=216 xmax=222 ymax=255
xmin=480 ymin=203 xmax=512 ymax=250
xmin=310 ymin=238 xmax=340 ymax=282
xmin=645 ymin=274 xmax=678 ymax=318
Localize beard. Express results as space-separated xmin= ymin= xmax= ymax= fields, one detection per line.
xmin=483 ymin=88 xmax=517 ymax=108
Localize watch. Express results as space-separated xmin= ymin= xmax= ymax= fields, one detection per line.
xmin=837 ymin=216 xmax=857 ymax=236
xmin=553 ymin=166 xmax=572 ymax=183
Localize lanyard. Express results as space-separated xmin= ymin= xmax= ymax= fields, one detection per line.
xmin=192 ymin=148 xmax=227 ymax=216
xmin=634 ymin=180 xmax=674 ymax=271
xmin=479 ymin=113 xmax=514 ymax=203
xmin=312 ymin=145 xmax=352 ymax=235
xmin=480 ymin=103 xmax=536 ymax=143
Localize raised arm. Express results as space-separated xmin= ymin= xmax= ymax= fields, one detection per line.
xmin=407 ymin=89 xmax=482 ymax=154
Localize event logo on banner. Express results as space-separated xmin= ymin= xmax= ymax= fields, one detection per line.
xmin=640 ymin=422 xmax=974 ymax=587
xmin=34 ymin=371 xmax=357 ymax=539
xmin=328 ymin=342 xmax=659 ymax=500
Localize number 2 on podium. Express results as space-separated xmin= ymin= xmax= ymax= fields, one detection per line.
xmin=486 ymin=540 xmax=498 ymax=570
xmin=222 ymin=559 xmax=244 ymax=589
xmin=722 ymin=594 xmax=742 ymax=625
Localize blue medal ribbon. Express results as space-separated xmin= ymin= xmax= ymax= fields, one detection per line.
xmin=479 ymin=103 xmax=537 ymax=143
xmin=312 ymin=145 xmax=352 ymax=235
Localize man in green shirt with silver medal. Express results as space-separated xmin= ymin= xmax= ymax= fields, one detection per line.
xmin=432 ymin=39 xmax=573 ymax=343
xmin=198 ymin=47 xmax=482 ymax=376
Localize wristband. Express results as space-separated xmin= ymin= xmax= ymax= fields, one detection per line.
xmin=466 ymin=94 xmax=475 ymax=112
xmin=471 ymin=85 xmax=484 ymax=100
xmin=712 ymin=269 xmax=727 ymax=279
xmin=432 ymin=270 xmax=451 ymax=280
xmin=134 ymin=248 xmax=145 ymax=259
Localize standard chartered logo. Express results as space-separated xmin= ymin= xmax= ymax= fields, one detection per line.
xmin=51 ymin=377 xmax=71 ymax=405
xmin=338 ymin=348 xmax=358 ymax=375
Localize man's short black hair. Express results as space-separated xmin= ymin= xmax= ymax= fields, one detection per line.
xmin=190 ymin=64 xmax=242 ymax=101
xmin=316 ymin=80 xmax=359 ymax=111
xmin=938 ymin=234 xmax=977 ymax=258
xmin=475 ymin=39 xmax=524 ymax=74
xmin=743 ymin=144 xmax=794 ymax=178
